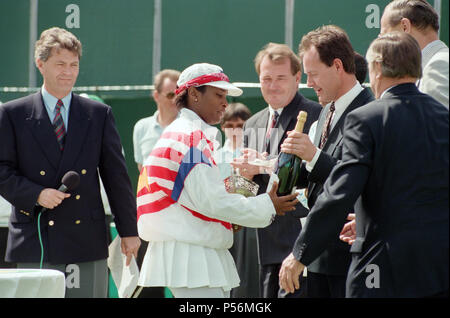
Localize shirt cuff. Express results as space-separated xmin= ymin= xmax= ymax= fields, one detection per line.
xmin=305 ymin=148 xmax=321 ymax=172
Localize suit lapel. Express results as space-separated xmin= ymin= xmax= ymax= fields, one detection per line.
xmin=270 ymin=93 xmax=303 ymax=153
xmin=308 ymin=104 xmax=329 ymax=201
xmin=256 ymin=109 xmax=270 ymax=153
xmin=27 ymin=92 xmax=62 ymax=170
xmin=273 ymin=106 xmax=294 ymax=151
xmin=308 ymin=89 xmax=373 ymax=203
xmin=56 ymin=94 xmax=91 ymax=176
xmin=314 ymin=104 xmax=329 ymax=147
xmin=322 ymin=88 xmax=373 ymax=155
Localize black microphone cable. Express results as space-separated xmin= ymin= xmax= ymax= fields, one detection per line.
xmin=37 ymin=171 xmax=80 ymax=269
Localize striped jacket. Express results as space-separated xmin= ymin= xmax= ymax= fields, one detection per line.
xmin=137 ymin=108 xmax=275 ymax=249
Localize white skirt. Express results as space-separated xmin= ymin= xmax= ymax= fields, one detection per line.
xmin=138 ymin=241 xmax=240 ymax=292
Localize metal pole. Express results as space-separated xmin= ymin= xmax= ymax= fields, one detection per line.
xmin=434 ymin=0 xmax=441 ymax=38
xmin=29 ymin=0 xmax=38 ymax=89
xmin=152 ymin=0 xmax=162 ymax=82
xmin=285 ymin=0 xmax=295 ymax=49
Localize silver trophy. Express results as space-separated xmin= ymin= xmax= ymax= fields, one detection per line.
xmin=224 ymin=168 xmax=259 ymax=197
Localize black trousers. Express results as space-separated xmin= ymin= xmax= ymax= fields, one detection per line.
xmin=306 ymin=271 xmax=346 ymax=298
xmin=259 ymin=263 xmax=307 ymax=298
xmin=424 ymin=290 xmax=449 ymax=298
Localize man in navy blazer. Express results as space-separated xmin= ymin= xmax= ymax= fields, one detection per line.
xmin=233 ymin=43 xmax=321 ymax=298
xmin=0 ymin=27 xmax=140 ymax=297
xmin=279 ymin=32 xmax=448 ymax=297
xmin=279 ymin=25 xmax=375 ymax=298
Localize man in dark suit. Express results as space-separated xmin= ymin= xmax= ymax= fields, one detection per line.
xmin=0 ymin=27 xmax=140 ymax=297
xmin=279 ymin=31 xmax=448 ymax=297
xmin=233 ymin=43 xmax=321 ymax=298
xmin=278 ymin=25 xmax=374 ymax=298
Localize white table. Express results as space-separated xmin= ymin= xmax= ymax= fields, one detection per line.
xmin=0 ymin=268 xmax=65 ymax=298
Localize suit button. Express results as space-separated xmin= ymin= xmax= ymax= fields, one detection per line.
xmin=48 ymin=220 xmax=55 ymax=226
xmin=75 ymin=220 xmax=81 ymax=225
xmin=81 ymin=169 xmax=87 ymax=175
xmin=20 ymin=210 xmax=30 ymax=216
xmin=40 ymin=171 xmax=46 ymax=176
xmin=75 ymin=195 xmax=81 ymax=200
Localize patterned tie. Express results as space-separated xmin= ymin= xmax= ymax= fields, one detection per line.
xmin=53 ymin=99 xmax=66 ymax=151
xmin=265 ymin=111 xmax=279 ymax=151
xmin=319 ymin=101 xmax=335 ymax=149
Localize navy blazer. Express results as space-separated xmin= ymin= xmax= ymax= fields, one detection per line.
xmin=243 ymin=92 xmax=321 ymax=265
xmin=0 ymin=92 xmax=138 ymax=264
xmin=296 ymin=88 xmax=374 ymax=275
xmin=294 ymin=84 xmax=449 ymax=297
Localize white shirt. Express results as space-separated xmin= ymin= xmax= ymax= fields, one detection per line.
xmin=380 ymin=85 xmax=397 ymax=99
xmin=133 ymin=111 xmax=164 ymax=165
xmin=306 ymin=82 xmax=364 ymax=171
xmin=41 ymin=86 xmax=71 ymax=130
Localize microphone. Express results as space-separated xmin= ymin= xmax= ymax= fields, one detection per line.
xmin=40 ymin=171 xmax=80 ymax=213
xmin=37 ymin=171 xmax=80 ymax=268
xmin=59 ymin=171 xmax=80 ymax=193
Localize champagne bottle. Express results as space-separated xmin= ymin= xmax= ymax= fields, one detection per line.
xmin=275 ymin=111 xmax=308 ymax=196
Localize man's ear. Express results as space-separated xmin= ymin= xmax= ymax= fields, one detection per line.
xmin=152 ymin=90 xmax=159 ymax=102
xmin=374 ymin=62 xmax=382 ymax=79
xmin=333 ymin=58 xmax=344 ymax=73
xmin=294 ymin=71 xmax=301 ymax=84
xmin=400 ymin=17 xmax=412 ymax=33
xmin=36 ymin=58 xmax=44 ymax=74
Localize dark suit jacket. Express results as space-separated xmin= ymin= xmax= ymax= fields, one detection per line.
xmin=0 ymin=92 xmax=138 ymax=264
xmin=244 ymin=92 xmax=321 ymax=265
xmin=296 ymin=88 xmax=374 ymax=275
xmin=293 ymin=84 xmax=449 ymax=297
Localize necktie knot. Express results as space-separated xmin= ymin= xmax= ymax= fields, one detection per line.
xmin=56 ymin=99 xmax=64 ymax=111
xmin=329 ymin=101 xmax=335 ymax=112
xmin=272 ymin=111 xmax=279 ymax=122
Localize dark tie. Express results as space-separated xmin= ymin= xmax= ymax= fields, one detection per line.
xmin=53 ymin=99 xmax=66 ymax=151
xmin=319 ymin=101 xmax=335 ymax=149
xmin=265 ymin=111 xmax=279 ymax=151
